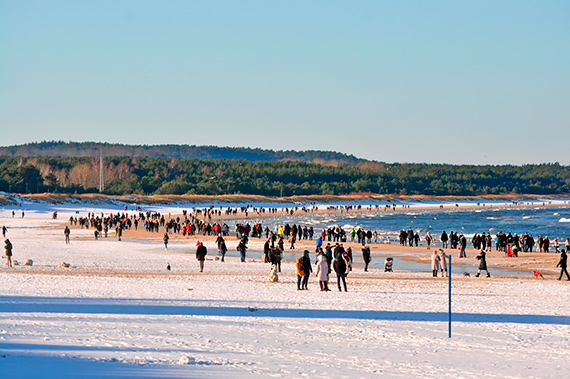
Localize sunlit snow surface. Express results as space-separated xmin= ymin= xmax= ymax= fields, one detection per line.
xmin=0 ymin=201 xmax=569 ymax=378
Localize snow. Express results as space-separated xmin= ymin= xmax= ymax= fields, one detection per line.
xmin=1 ymin=205 xmax=570 ymax=378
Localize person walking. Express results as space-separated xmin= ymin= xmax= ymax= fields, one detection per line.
xmin=163 ymin=232 xmax=169 ymax=250
xmin=196 ymin=241 xmax=207 ymax=272
xmin=290 ymin=233 xmax=296 ymax=249
xmin=556 ymin=249 xmax=570 ymax=280
xmin=219 ymin=238 xmax=227 ymax=262
xmin=475 ymin=249 xmax=491 ymax=277
xmin=2 ymin=226 xmax=7 ymax=238
xmin=4 ymin=239 xmax=13 ymax=267
xmin=361 ymin=245 xmax=371 ymax=272
xmin=431 ymin=250 xmax=441 ymax=277
xmin=333 ymin=251 xmax=348 ymax=292
xmin=64 ymin=226 xmax=70 ymax=244
xmin=301 ymin=250 xmax=312 ymax=290
xmin=315 ymin=254 xmax=330 ymax=291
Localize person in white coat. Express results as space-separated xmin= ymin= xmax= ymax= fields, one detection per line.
xmin=438 ymin=249 xmax=448 ymax=277
xmin=315 ymin=254 xmax=330 ymax=291
xmin=431 ymin=250 xmax=441 ymax=277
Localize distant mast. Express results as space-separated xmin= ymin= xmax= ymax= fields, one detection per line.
xmin=99 ymin=149 xmax=104 ymax=193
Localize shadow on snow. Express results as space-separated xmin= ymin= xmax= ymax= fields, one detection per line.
xmin=1 ymin=296 xmax=569 ymax=325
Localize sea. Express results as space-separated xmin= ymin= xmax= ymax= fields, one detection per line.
xmin=231 ymin=202 xmax=570 ymax=242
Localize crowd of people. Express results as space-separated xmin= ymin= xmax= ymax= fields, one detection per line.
xmin=3 ymin=205 xmax=569 ymax=287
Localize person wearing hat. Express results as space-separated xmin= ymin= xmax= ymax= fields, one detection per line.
xmin=196 ymin=241 xmax=207 ymax=272
xmin=5 ymin=239 xmax=13 ymax=267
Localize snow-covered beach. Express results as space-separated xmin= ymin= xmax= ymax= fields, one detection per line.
xmin=1 ymin=202 xmax=569 ymax=378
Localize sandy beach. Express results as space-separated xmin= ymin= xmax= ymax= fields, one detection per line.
xmin=1 ymin=201 xmax=569 ymax=378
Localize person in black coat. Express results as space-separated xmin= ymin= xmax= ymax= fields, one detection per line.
xmin=475 ymin=249 xmax=490 ymax=277
xmin=557 ymin=249 xmax=570 ymax=280
xmin=196 ymin=241 xmax=207 ymax=272
xmin=301 ymin=250 xmax=312 ymax=290
xmin=333 ymin=252 xmax=348 ymax=292
xmin=361 ymin=245 xmax=371 ymax=272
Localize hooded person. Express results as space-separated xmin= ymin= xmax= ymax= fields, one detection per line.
xmin=431 ymin=250 xmax=441 ymax=277
xmin=315 ymin=254 xmax=330 ymax=291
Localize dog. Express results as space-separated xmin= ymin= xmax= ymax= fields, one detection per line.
xmin=532 ymin=270 xmax=544 ymax=279
xmin=463 ymin=272 xmax=470 ymax=277
xmin=269 ymin=264 xmax=279 ymax=282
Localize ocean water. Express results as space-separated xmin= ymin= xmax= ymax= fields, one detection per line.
xmin=234 ymin=204 xmax=570 ymax=241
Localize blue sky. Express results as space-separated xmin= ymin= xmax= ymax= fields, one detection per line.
xmin=1 ymin=1 xmax=569 ymax=164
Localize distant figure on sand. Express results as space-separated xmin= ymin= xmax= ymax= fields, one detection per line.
xmin=196 ymin=241 xmax=207 ymax=272
xmin=361 ymin=245 xmax=371 ymax=272
xmin=218 ymin=237 xmax=227 ymax=262
xmin=5 ymin=239 xmax=13 ymax=267
xmin=2 ymin=226 xmax=6 ymax=238
xmin=301 ymin=250 xmax=312 ymax=290
xmin=237 ymin=238 xmax=248 ymax=262
xmin=64 ymin=226 xmax=70 ymax=244
xmin=163 ymin=232 xmax=169 ymax=250
xmin=459 ymin=233 xmax=467 ymax=258
xmin=296 ymin=256 xmax=304 ymax=290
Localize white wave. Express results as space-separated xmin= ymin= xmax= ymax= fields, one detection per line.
xmin=522 ymin=216 xmax=532 ymax=220
xmin=486 ymin=217 xmax=498 ymax=220
xmin=553 ymin=212 xmax=560 ymax=216
xmin=559 ymin=218 xmax=570 ymax=223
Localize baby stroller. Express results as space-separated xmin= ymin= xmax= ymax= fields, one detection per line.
xmin=384 ymin=257 xmax=393 ymax=272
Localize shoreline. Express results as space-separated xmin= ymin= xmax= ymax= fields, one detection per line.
xmin=2 ymin=192 xmax=570 ymax=208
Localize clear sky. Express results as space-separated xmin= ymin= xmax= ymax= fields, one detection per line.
xmin=1 ymin=1 xmax=569 ymax=165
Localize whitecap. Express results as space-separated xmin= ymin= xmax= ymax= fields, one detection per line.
xmin=559 ymin=218 xmax=570 ymax=223
xmin=522 ymin=216 xmax=531 ymax=220
xmin=486 ymin=217 xmax=497 ymax=220
xmin=554 ymin=212 xmax=560 ymax=216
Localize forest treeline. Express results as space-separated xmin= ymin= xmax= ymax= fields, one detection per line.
xmin=1 ymin=156 xmax=569 ymax=196
xmin=0 ymin=141 xmax=363 ymax=165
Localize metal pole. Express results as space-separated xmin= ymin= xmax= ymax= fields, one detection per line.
xmin=448 ymin=254 xmax=452 ymax=338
